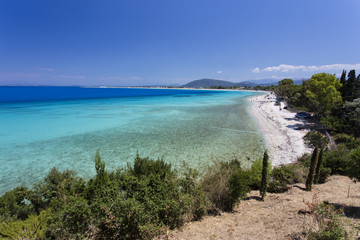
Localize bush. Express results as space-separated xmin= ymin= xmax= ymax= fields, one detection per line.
xmin=307 ymin=202 xmax=350 ymax=240
xmin=334 ymin=133 xmax=360 ymax=150
xmin=322 ymin=144 xmax=351 ymax=175
xmin=201 ymin=159 xmax=250 ymax=212
xmin=0 ymin=210 xmax=48 ymax=239
xmin=179 ymin=167 xmax=208 ymax=221
xmin=346 ymin=147 xmax=360 ymax=181
xmin=0 ymin=187 xmax=35 ymax=221
xmin=247 ymin=158 xmax=266 ymax=190
xmin=268 ymin=163 xmax=306 ymax=193
xmin=46 ymin=196 xmax=91 ymax=239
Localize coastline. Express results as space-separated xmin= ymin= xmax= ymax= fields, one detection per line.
xmin=249 ymin=92 xmax=311 ymax=166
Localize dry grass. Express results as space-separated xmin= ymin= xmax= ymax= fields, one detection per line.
xmin=168 ymin=175 xmax=360 ymax=240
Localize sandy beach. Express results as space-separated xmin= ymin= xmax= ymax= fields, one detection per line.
xmin=249 ymin=92 xmax=311 ymax=166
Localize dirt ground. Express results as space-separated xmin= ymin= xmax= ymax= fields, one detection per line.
xmin=168 ymin=175 xmax=360 ymax=240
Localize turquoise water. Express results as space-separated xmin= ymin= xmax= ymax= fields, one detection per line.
xmin=0 ymin=88 xmax=264 ymax=194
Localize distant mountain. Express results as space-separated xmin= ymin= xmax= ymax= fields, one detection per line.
xmin=182 ymin=79 xmax=235 ymax=88
xmin=182 ymin=78 xmax=304 ymax=88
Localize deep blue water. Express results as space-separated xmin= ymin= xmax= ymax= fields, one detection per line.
xmin=0 ymin=86 xmax=214 ymax=103
xmin=0 ymin=87 xmax=264 ymax=195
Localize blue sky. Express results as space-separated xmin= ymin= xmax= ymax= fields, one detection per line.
xmin=1 ymin=0 xmax=359 ymax=86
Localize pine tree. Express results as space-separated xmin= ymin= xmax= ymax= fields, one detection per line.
xmin=260 ymin=151 xmax=269 ymax=200
xmin=306 ymin=147 xmax=319 ymax=191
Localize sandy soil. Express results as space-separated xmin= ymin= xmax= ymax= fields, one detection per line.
xmin=168 ymin=175 xmax=360 ymax=240
xmin=249 ymin=93 xmax=312 ymax=166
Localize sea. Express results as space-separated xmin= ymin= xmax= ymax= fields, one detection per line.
xmin=0 ymin=86 xmax=265 ymax=195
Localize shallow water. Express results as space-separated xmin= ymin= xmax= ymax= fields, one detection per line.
xmin=0 ymin=88 xmax=264 ymax=194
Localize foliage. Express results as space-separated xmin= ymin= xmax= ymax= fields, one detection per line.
xmin=303 ymin=131 xmax=329 ymax=149
xmin=0 ymin=210 xmax=49 ymax=240
xmin=306 ymin=148 xmax=319 ymax=191
xmin=322 ymin=144 xmax=351 ymax=175
xmin=34 ymin=167 xmax=86 ymax=211
xmin=314 ymin=148 xmax=323 ymax=184
xmin=345 ymin=147 xmax=360 ymax=181
xmin=334 ymin=133 xmax=360 ymax=149
xmin=0 ymin=187 xmax=35 ymax=221
xmin=46 ymin=196 xmax=91 ymax=239
xmin=275 ymin=78 xmax=296 ymax=101
xmin=201 ymin=159 xmax=250 ymax=212
xmin=130 ymin=153 xmax=173 ymax=179
xmin=341 ymin=70 xmax=360 ymax=102
xmin=94 ymin=149 xmax=109 ymax=186
xmin=303 ymin=73 xmax=342 ymax=116
xmin=268 ymin=163 xmax=306 ymax=193
xmin=179 ymin=166 xmax=208 ymax=221
xmin=344 ymin=98 xmax=360 ymax=137
xmin=247 ymin=158 xmax=264 ymax=190
xmin=260 ymin=151 xmax=269 ymax=199
xmin=307 ymin=201 xmax=350 ymax=240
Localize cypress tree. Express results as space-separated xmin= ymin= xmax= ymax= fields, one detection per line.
xmin=94 ymin=149 xmax=109 ymax=186
xmin=355 ymin=74 xmax=360 ymax=100
xmin=260 ymin=151 xmax=269 ymax=200
xmin=314 ymin=148 xmax=324 ymax=184
xmin=306 ymin=147 xmax=319 ymax=191
xmin=340 ymin=70 xmax=347 ymax=98
xmin=343 ymin=70 xmax=357 ymax=101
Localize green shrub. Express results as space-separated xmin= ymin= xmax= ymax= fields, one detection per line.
xmin=46 ymin=196 xmax=91 ymax=239
xmin=247 ymin=158 xmax=264 ymax=190
xmin=307 ymin=203 xmax=349 ymax=240
xmin=34 ymin=167 xmax=86 ymax=209
xmin=130 ymin=153 xmax=174 ymax=179
xmin=201 ymin=159 xmax=250 ymax=212
xmin=346 ymin=147 xmax=360 ymax=181
xmin=322 ymin=144 xmax=351 ymax=175
xmin=316 ymin=167 xmax=331 ymax=184
xmin=228 ymin=169 xmax=251 ymax=208
xmin=0 ymin=210 xmax=48 ymax=240
xmin=179 ymin=167 xmax=208 ymax=221
xmin=334 ymin=133 xmax=360 ymax=150
xmin=268 ymin=163 xmax=306 ymax=193
xmin=0 ymin=187 xmax=35 ymax=220
xmin=97 ymin=196 xmax=161 ymax=240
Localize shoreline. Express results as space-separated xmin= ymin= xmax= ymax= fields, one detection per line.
xmin=249 ymin=92 xmax=311 ymax=166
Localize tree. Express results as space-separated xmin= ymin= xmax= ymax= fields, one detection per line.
xmin=303 ymin=131 xmax=329 ymax=150
xmin=94 ymin=149 xmax=109 ymax=186
xmin=314 ymin=148 xmax=324 ymax=184
xmin=342 ymin=70 xmax=357 ymax=102
xmin=304 ymin=131 xmax=329 ymax=190
xmin=304 ymin=73 xmax=342 ymax=117
xmin=340 ymin=70 xmax=347 ymax=86
xmin=260 ymin=151 xmax=269 ymax=200
xmin=275 ymin=79 xmax=296 ymax=102
xmin=344 ymin=98 xmax=360 ymax=137
xmin=306 ymin=147 xmax=318 ymax=191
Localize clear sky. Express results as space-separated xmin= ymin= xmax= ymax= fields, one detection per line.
xmin=1 ymin=0 xmax=359 ymax=86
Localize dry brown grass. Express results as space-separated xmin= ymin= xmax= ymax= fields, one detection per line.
xmin=168 ymin=175 xmax=360 ymax=240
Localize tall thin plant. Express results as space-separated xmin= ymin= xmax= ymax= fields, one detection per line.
xmin=306 ymin=147 xmax=318 ymax=191
xmin=260 ymin=151 xmax=269 ymax=200
xmin=314 ymin=148 xmax=324 ymax=184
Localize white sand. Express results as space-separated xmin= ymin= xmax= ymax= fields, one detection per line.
xmin=249 ymin=92 xmax=311 ymax=166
